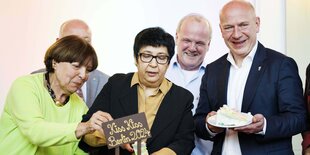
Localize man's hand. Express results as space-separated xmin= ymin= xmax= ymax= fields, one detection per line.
xmin=206 ymin=111 xmax=225 ymax=133
xmin=234 ymin=114 xmax=264 ymax=134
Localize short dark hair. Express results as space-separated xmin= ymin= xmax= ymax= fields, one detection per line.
xmin=133 ymin=27 xmax=175 ymax=64
xmin=44 ymin=35 xmax=98 ymax=73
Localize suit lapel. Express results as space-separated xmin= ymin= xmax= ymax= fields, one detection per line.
xmin=242 ymin=42 xmax=267 ymax=112
xmin=217 ymin=57 xmax=230 ymax=109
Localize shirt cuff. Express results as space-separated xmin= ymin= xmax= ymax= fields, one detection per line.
xmin=256 ymin=117 xmax=266 ymax=135
xmin=206 ymin=124 xmax=217 ymax=137
xmin=68 ymin=122 xmax=81 ymax=141
xmin=83 ymin=130 xmax=107 ymax=147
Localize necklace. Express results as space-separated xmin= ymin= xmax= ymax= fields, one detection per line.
xmin=45 ymin=73 xmax=69 ymax=107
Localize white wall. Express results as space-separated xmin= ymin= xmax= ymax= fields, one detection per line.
xmin=1 ymin=0 xmax=307 ymax=154
xmin=286 ymin=0 xmax=310 ymax=86
xmin=286 ymin=1 xmax=310 ymax=153
xmin=0 ymin=0 xmax=236 ymax=113
xmin=255 ymin=0 xmax=286 ymax=53
xmin=1 ymin=0 xmax=288 ymax=114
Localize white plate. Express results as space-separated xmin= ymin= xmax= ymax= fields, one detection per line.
xmin=207 ymin=114 xmax=252 ymax=128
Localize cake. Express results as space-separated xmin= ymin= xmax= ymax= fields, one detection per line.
xmin=216 ymin=105 xmax=252 ymax=127
xmin=132 ymin=141 xmax=148 ymax=155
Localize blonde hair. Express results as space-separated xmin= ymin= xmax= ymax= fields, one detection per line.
xmin=176 ymin=13 xmax=212 ymax=39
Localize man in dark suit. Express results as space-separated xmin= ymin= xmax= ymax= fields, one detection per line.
xmin=32 ymin=19 xmax=109 ymax=107
xmin=78 ymin=27 xmax=195 ymax=155
xmin=194 ymin=1 xmax=307 ymax=155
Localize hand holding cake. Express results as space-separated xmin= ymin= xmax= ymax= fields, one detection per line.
xmin=207 ymin=105 xmax=253 ymax=128
xmin=234 ymin=113 xmax=265 ymax=134
xmin=206 ymin=111 xmax=225 ymax=133
xmin=216 ymin=105 xmax=253 ymax=127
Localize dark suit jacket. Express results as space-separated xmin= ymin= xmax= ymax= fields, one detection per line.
xmin=194 ymin=42 xmax=307 ymax=155
xmin=79 ymin=73 xmax=195 ymax=155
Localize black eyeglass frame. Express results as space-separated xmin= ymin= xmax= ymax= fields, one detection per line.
xmin=138 ymin=53 xmax=169 ymax=65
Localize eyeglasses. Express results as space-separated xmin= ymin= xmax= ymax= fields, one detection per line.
xmin=139 ymin=53 xmax=169 ymax=65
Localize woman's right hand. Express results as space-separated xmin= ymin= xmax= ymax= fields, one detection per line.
xmin=88 ymin=111 xmax=113 ymax=133
xmin=75 ymin=111 xmax=113 ymax=139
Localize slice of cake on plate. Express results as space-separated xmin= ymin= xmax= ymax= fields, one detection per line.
xmin=216 ymin=105 xmax=253 ymax=127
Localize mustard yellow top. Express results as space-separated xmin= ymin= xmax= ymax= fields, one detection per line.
xmin=131 ymin=72 xmax=172 ymax=129
xmin=83 ymin=72 xmax=176 ymax=155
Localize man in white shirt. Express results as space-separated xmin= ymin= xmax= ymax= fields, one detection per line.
xmin=165 ymin=13 xmax=213 ymax=155
xmin=194 ymin=1 xmax=306 ymax=154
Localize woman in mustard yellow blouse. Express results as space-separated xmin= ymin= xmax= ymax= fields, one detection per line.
xmin=79 ymin=27 xmax=195 ymax=155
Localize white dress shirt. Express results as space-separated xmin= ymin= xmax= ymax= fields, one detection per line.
xmin=222 ymin=42 xmax=257 ymax=155
xmin=166 ymin=55 xmax=213 ymax=155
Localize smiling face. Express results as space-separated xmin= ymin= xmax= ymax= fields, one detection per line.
xmin=52 ymin=60 xmax=92 ymax=94
xmin=219 ymin=1 xmax=260 ymax=63
xmin=136 ymin=45 xmax=169 ymax=88
xmin=176 ymin=18 xmax=211 ymax=71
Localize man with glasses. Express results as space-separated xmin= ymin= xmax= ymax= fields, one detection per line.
xmin=78 ymin=27 xmax=195 ymax=155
